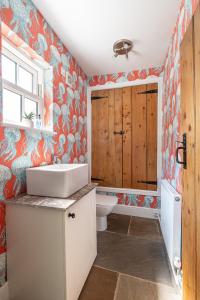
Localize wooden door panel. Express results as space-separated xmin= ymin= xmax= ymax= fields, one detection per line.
xmin=131 ymin=85 xmax=147 ymax=190
xmin=91 ymin=89 xmax=123 ymax=188
xmin=122 ymin=87 xmax=132 ymax=188
xmin=114 ymin=88 xmax=123 ymax=187
xmin=91 ymin=91 xmax=98 ymax=181
xmin=180 ymin=20 xmax=196 ymax=300
xmin=146 ymin=83 xmax=157 ymax=191
xmin=132 ymin=85 xmax=147 ymax=190
xmin=107 ymin=89 xmax=116 ymax=187
xmin=91 ymin=90 xmax=109 ymax=186
xmin=194 ymin=5 xmax=200 ymax=298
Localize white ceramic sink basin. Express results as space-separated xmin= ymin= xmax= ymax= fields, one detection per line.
xmin=26 ymin=164 xmax=88 ymax=198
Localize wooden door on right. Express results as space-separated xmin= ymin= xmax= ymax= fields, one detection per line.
xmin=180 ymin=4 xmax=200 ymax=299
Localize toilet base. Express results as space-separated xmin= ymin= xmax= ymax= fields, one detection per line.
xmin=97 ymin=216 xmax=107 ymax=231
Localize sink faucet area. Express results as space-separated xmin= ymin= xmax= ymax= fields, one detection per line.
xmin=26 ymin=164 xmax=89 ymax=198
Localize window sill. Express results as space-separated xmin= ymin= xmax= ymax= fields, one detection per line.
xmin=1 ymin=122 xmax=56 ymax=135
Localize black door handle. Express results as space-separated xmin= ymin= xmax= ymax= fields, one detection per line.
xmin=176 ymin=133 xmax=187 ymax=169
xmin=113 ymin=130 xmax=125 ymax=135
xmin=137 ymin=180 xmax=157 ymax=185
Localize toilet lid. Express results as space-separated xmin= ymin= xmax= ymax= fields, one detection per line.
xmin=96 ymin=194 xmax=118 ymax=206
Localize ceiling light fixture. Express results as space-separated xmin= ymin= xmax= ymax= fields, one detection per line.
xmin=113 ymin=39 xmax=133 ymax=59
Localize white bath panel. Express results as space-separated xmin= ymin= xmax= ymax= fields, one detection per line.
xmin=112 ymin=204 xmax=159 ymax=219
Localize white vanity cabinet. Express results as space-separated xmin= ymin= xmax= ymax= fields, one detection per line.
xmin=6 ymin=188 xmax=97 ymax=300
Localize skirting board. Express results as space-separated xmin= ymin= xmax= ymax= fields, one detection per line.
xmin=113 ymin=204 xmax=160 ymax=219
xmin=0 ymin=282 xmax=9 ymax=300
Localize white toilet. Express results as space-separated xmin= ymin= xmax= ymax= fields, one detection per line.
xmin=96 ymin=194 xmax=118 ymax=231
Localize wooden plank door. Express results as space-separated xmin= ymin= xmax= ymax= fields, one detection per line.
xmin=92 ymin=85 xmax=157 ymax=191
xmin=91 ymin=90 xmax=109 ymax=186
xmin=146 ymin=83 xmax=157 ymax=191
xmin=180 ymin=18 xmax=196 ymax=300
xmin=91 ymin=89 xmax=123 ymax=187
xmin=194 ymin=5 xmax=200 ymax=298
xmin=114 ymin=88 xmax=123 ymax=187
xmin=180 ymin=5 xmax=200 ymax=299
xmin=122 ymin=87 xmax=132 ymax=188
xmin=130 ymin=84 xmax=157 ymax=190
xmin=131 ymin=85 xmax=147 ymax=190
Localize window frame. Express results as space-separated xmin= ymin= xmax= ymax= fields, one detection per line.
xmin=2 ymin=38 xmax=45 ymax=126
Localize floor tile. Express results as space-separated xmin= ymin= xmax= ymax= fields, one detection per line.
xmin=79 ymin=266 xmax=118 ymax=300
xmin=115 ymin=274 xmax=181 ymax=300
xmin=129 ymin=217 xmax=162 ymax=241
xmin=107 ymin=214 xmax=131 ymax=234
xmin=95 ymin=231 xmax=174 ymax=286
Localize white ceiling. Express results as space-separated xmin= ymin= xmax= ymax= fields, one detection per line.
xmin=32 ymin=0 xmax=181 ymax=76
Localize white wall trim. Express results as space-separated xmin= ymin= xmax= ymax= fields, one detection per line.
xmin=97 ymin=186 xmax=159 ymax=196
xmin=88 ymin=76 xmax=163 ymax=91
xmin=87 ymin=76 xmax=163 ymax=194
xmin=0 ymin=282 xmax=9 ymax=300
xmin=113 ymin=204 xmax=160 ymax=219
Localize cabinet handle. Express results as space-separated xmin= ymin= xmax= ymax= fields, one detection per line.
xmin=68 ymin=213 xmax=75 ymax=219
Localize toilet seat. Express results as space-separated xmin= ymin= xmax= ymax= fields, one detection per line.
xmin=96 ymin=194 xmax=118 ymax=206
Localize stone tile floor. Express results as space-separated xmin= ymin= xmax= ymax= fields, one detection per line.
xmin=79 ymin=214 xmax=181 ymax=300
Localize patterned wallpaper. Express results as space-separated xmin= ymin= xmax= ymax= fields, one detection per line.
xmin=0 ymin=0 xmax=199 ymax=289
xmin=97 ymin=191 xmax=160 ymax=209
xmin=88 ymin=67 xmax=163 ymax=87
xmin=0 ymin=0 xmax=87 ymax=286
xmin=162 ymin=0 xmax=199 ymax=193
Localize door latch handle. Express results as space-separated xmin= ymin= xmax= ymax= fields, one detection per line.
xmin=176 ymin=133 xmax=187 ymax=169
xmin=137 ymin=180 xmax=157 ymax=185
xmin=113 ymin=130 xmax=125 ymax=135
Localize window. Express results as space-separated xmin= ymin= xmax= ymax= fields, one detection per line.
xmin=2 ymin=38 xmax=44 ymax=126
xmin=3 ymin=89 xmax=21 ymax=123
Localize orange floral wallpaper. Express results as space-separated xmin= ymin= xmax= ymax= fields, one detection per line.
xmin=0 ymin=0 xmax=87 ymax=286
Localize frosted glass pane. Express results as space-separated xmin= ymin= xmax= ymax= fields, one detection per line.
xmin=3 ymin=88 xmax=21 ymax=123
xmin=18 ymin=66 xmax=33 ymax=93
xmin=24 ymin=98 xmax=37 ymax=116
xmin=2 ymin=54 xmax=16 ymax=84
